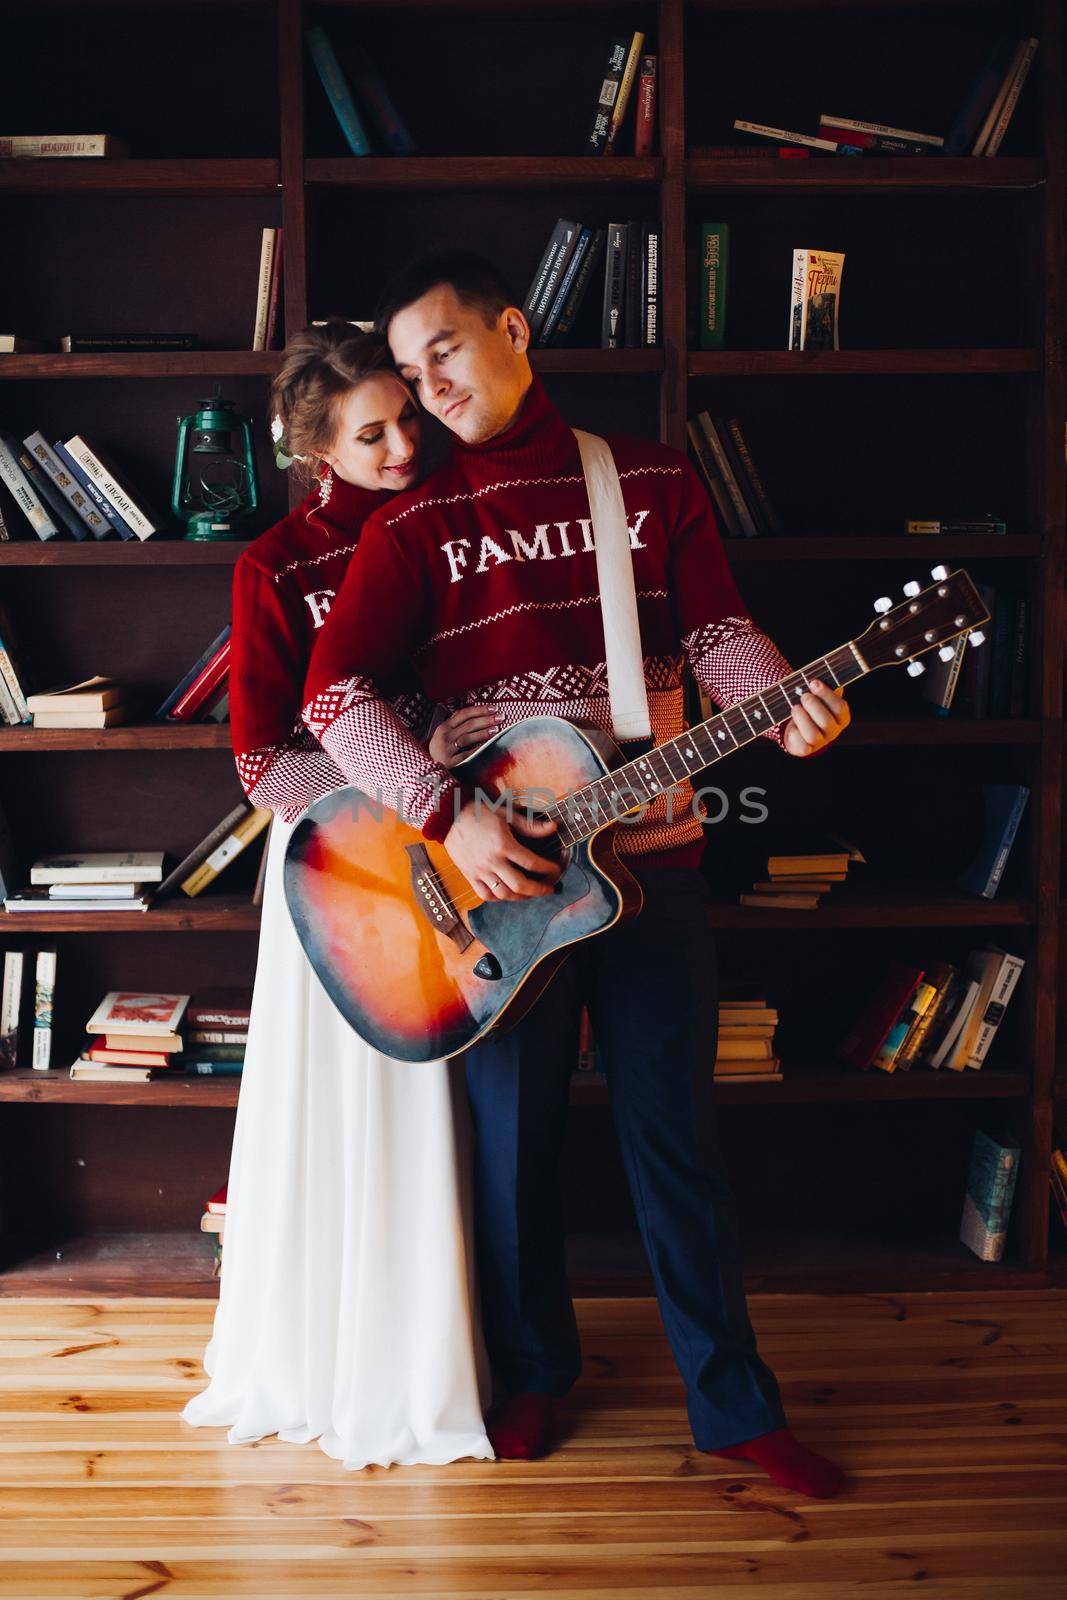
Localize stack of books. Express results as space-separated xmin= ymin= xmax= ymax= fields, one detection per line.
xmin=184 ymin=989 xmax=251 ymax=1076
xmin=4 ymin=850 xmax=164 ymax=915
xmin=686 ymin=408 xmax=782 ymax=538
xmin=156 ymin=626 xmax=231 ymax=723
xmin=715 ymin=996 xmax=781 ymax=1082
xmin=200 ymin=1182 xmax=227 ymax=1276
xmin=70 ymin=990 xmax=190 ymax=1081
xmin=837 ymin=946 xmax=1025 ymax=1075
xmin=27 ymin=676 xmax=130 ymax=730
xmin=738 ymin=833 xmax=864 ymax=911
xmin=920 ymin=589 xmax=1029 ymax=720
xmin=524 ymin=218 xmax=658 ymax=350
xmin=0 ymin=426 xmax=161 ymax=542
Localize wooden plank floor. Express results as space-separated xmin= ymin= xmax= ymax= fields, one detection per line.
xmin=0 ymin=1292 xmax=1065 ymax=1598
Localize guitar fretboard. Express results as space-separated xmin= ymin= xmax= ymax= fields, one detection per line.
xmin=548 ymin=640 xmax=868 ymax=847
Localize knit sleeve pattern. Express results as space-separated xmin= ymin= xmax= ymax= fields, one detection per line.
xmin=682 ymin=616 xmax=792 ymax=751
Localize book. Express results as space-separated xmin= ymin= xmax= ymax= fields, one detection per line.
xmin=983 ymin=38 xmax=1039 ymax=157
xmin=151 ymin=802 xmax=250 ymax=903
xmin=0 ymin=950 xmax=29 ymax=1068
xmin=686 ymin=418 xmax=743 ymax=539
xmin=944 ymin=35 xmax=1018 ymax=155
xmin=4 ymin=889 xmax=151 ymax=913
xmin=699 ymin=224 xmax=728 ymax=352
xmin=0 ymin=433 xmax=59 ymax=539
xmin=64 ymin=435 xmax=158 ymax=540
xmin=31 ymin=948 xmax=57 ymax=1070
xmin=919 ymin=632 xmax=967 ymax=716
xmin=252 ymin=227 xmax=277 ymax=352
xmin=956 ymin=783 xmax=1029 ymax=899
xmin=207 ymin=1183 xmax=228 ymax=1214
xmin=346 ymin=46 xmax=417 ymax=155
xmin=86 ymin=991 xmax=189 ymax=1036
xmin=547 ymin=227 xmax=606 ymax=348
xmin=641 ymin=225 xmax=659 ymax=347
xmin=0 ymin=335 xmax=47 ymax=352
xmin=587 ymin=37 xmax=631 ymax=154
xmin=87 ymin=1046 xmax=174 ymax=1067
xmin=33 ymin=707 xmax=130 ymax=729
xmin=601 ymin=222 xmax=627 ymax=348
xmin=182 ymin=1058 xmax=244 ymax=1075
xmin=818 ymin=114 xmax=943 ymax=149
xmin=605 ymin=32 xmax=644 ymax=155
xmin=189 ymin=1029 xmax=249 ymax=1046
xmin=31 ymin=851 xmax=164 ymax=886
xmin=905 ymin=519 xmax=1007 ymax=535
xmin=101 ymin=1030 xmax=183 ymax=1052
xmin=960 ymin=1130 xmax=1020 ymax=1261
xmin=925 ymin=976 xmax=982 ymax=1069
xmin=0 ymin=134 xmax=128 ymax=158
xmin=733 ymin=120 xmax=843 ymax=153
xmin=836 ymin=962 xmax=925 ymax=1071
xmin=871 ymin=974 xmax=938 ymax=1073
xmin=790 ymin=248 xmax=845 ymax=352
xmin=185 ymin=1044 xmax=245 ymax=1062
xmin=634 ymin=55 xmax=657 ymax=157
xmin=180 ymin=809 xmax=272 ymax=896
xmin=539 ymin=226 xmax=596 ymax=347
xmin=524 ymin=220 xmax=581 ymax=341
xmin=60 ymin=335 xmax=199 ymax=353
xmin=69 ymin=1059 xmax=157 ymax=1081
xmin=894 ymin=960 xmax=959 ymax=1069
xmin=187 ymin=989 xmax=252 ymax=1027
xmin=155 ymin=626 xmax=231 ymax=720
xmin=15 ymin=448 xmax=89 ymax=540
xmin=623 ymin=218 xmax=642 ymax=348
xmin=52 ymin=441 xmax=134 ymax=539
xmin=251 ymin=816 xmax=272 ymax=907
xmin=167 ymin=639 xmax=230 ymax=722
xmin=0 ymin=605 xmax=30 ymax=722
xmin=264 ymin=227 xmax=284 ymax=352
xmin=962 ymin=946 xmax=1025 ymax=1069
xmin=307 ymin=25 xmax=374 ymax=156
xmin=27 ymin=677 xmax=122 ymax=714
xmin=725 ymin=418 xmax=782 ymax=535
xmin=22 ymin=432 xmax=105 ymax=537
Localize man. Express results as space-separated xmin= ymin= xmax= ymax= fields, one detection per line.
xmin=302 ymin=252 xmax=850 ymax=1496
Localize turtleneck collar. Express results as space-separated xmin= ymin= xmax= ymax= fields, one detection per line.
xmin=302 ymin=470 xmax=392 ymax=539
xmin=451 ymin=371 xmax=578 ymax=476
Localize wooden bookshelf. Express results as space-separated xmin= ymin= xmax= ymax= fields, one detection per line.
xmin=0 ymin=0 xmax=1061 ymax=1297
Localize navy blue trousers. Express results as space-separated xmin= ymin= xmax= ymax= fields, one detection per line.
xmin=464 ymin=864 xmax=786 ymax=1452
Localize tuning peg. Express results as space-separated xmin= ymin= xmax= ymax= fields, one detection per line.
xmin=930 ymin=564 xmax=949 ymax=581
xmin=874 ymin=596 xmax=892 ymax=613
xmin=938 ymin=644 xmax=956 ymax=662
xmin=903 ymin=579 xmax=921 ymax=597
xmin=968 ymin=629 xmax=986 ymax=647
xmin=906 ymin=660 xmax=925 ymax=677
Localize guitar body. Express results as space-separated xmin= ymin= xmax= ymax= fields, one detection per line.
xmin=283 ymin=716 xmax=642 ymax=1062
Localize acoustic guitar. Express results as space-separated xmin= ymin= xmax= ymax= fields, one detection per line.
xmin=285 ymin=566 xmax=990 ymax=1062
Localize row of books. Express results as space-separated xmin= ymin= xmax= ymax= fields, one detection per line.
xmin=524 ymin=218 xmax=659 ymax=349
xmin=1 ymin=803 xmax=272 ymax=916
xmin=252 ymin=228 xmax=284 ymax=352
xmin=576 ymin=995 xmax=781 ymax=1083
xmin=698 ymin=226 xmax=845 ymax=353
xmin=0 ymin=427 xmax=159 ymax=542
xmin=0 ymin=948 xmax=55 ymax=1070
xmin=157 ymin=626 xmax=232 ymax=722
xmin=69 ymin=989 xmax=250 ymax=1082
xmin=920 ymin=586 xmax=1029 ymax=721
xmin=307 ymin=25 xmax=417 ymax=157
xmin=686 ymin=409 xmax=782 ymax=539
xmin=731 ymin=36 xmax=1039 ymax=161
xmin=586 ymin=33 xmax=657 ymax=157
xmin=838 ymin=944 xmax=1025 ymax=1075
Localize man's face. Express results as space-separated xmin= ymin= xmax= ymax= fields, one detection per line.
xmin=388 ymin=283 xmax=532 ymax=445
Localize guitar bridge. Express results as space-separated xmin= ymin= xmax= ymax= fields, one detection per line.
xmin=406 ymin=843 xmax=473 ymax=952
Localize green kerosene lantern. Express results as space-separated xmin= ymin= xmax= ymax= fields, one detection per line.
xmin=172 ymin=389 xmax=259 ymax=540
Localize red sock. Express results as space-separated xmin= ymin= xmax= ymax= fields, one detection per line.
xmin=715 ymin=1427 xmax=845 ymax=1498
xmin=486 ymin=1393 xmax=560 ymax=1460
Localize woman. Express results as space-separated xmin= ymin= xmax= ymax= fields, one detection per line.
xmin=181 ymin=321 xmax=498 ymax=1469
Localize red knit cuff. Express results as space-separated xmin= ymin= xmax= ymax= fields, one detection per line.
xmin=420 ymin=780 xmax=476 ymax=843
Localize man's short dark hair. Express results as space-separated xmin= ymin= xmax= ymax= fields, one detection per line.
xmin=374 ymin=250 xmax=519 ymax=335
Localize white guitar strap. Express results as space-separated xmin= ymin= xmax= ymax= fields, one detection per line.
xmin=572 ymin=428 xmax=652 ymax=742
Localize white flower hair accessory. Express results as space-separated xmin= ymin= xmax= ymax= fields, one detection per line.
xmin=271 ymin=412 xmax=304 ymax=471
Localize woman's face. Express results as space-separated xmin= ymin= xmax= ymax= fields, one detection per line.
xmin=322 ymin=372 xmax=420 ymax=491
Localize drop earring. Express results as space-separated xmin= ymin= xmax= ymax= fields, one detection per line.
xmin=318 ymin=463 xmax=334 ymax=510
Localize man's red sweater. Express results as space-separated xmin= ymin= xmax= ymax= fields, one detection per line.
xmin=229 ymin=472 xmax=432 ymax=822
xmin=303 ymin=374 xmax=816 ymax=866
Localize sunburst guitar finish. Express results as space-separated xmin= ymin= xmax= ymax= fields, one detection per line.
xmin=284 ymin=717 xmax=640 ymax=1062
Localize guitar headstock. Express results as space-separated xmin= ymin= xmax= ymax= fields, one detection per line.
xmin=854 ymin=566 xmax=991 ymax=676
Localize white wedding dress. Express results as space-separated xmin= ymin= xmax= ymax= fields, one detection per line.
xmin=180 ymin=812 xmax=494 ymax=1469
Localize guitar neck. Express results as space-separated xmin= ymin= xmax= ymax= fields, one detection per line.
xmin=550 ymin=637 xmax=869 ymax=846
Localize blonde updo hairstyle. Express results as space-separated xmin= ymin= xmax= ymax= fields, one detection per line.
xmin=269 ymin=319 xmax=408 ymax=486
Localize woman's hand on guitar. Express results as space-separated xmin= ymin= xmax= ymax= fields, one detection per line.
xmin=444 ymin=802 xmax=561 ymax=901
xmin=783 ymin=679 xmax=851 ymax=758
xmin=430 ymin=706 xmax=500 ymax=769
